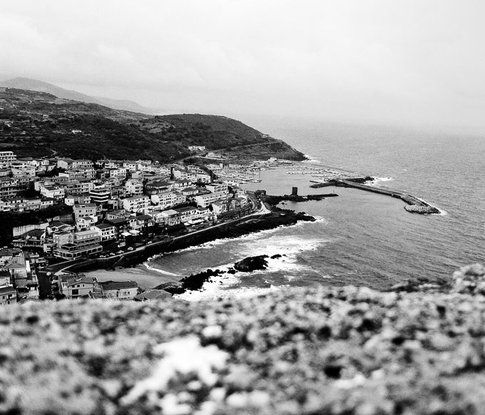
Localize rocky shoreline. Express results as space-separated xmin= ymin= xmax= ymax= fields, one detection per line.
xmin=157 ymin=254 xmax=285 ymax=295
xmin=58 ymin=205 xmax=315 ymax=276
xmin=1 ymin=264 xmax=484 ymax=414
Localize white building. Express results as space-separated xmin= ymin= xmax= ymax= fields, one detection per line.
xmin=122 ymin=195 xmax=150 ymax=213
xmin=205 ymin=182 xmax=228 ymax=193
xmin=125 ymin=179 xmax=143 ymax=195
xmin=150 ymin=191 xmax=186 ymax=208
xmin=0 ymin=151 xmax=16 ymax=169
xmin=93 ymin=223 xmax=117 ymax=241
xmin=194 ymin=191 xmax=228 ymax=208
xmin=39 ymin=184 xmax=65 ymax=199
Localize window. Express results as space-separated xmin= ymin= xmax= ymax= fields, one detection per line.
xmin=72 ymin=289 xmax=79 ymax=296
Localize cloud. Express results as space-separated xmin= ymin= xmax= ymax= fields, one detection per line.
xmin=1 ymin=0 xmax=485 ymax=130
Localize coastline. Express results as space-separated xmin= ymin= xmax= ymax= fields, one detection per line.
xmin=60 ymin=204 xmax=316 ymax=280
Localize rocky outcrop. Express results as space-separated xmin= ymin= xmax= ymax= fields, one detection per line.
xmin=234 ymin=255 xmax=269 ymax=272
xmin=404 ymin=204 xmax=440 ymax=214
xmin=1 ymin=263 xmax=484 ymax=414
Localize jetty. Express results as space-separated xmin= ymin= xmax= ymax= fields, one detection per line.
xmin=318 ymin=178 xmax=440 ymax=214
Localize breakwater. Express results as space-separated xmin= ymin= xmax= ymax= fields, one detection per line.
xmin=330 ymin=179 xmax=440 ymax=214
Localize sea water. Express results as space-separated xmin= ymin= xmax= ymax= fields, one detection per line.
xmin=103 ymin=122 xmax=485 ymax=297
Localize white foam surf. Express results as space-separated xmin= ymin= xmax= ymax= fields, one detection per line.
xmin=143 ymin=262 xmax=180 ymax=277
xmin=175 ymin=284 xmax=288 ymax=302
xmin=370 ymin=176 xmax=394 ymax=185
xmin=147 ymin=216 xmax=328 ymax=262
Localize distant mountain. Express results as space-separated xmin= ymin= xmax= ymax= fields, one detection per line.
xmin=0 ymin=87 xmax=305 ymax=162
xmin=1 ymin=77 xmax=155 ymax=114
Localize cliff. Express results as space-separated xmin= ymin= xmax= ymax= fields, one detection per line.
xmin=0 ymin=88 xmax=305 ymax=161
xmin=1 ymin=264 xmax=484 ymax=414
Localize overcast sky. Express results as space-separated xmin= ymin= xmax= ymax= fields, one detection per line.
xmin=1 ymin=0 xmax=485 ymax=131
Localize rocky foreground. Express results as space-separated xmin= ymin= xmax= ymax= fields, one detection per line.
xmin=1 ymin=264 xmax=485 ymax=415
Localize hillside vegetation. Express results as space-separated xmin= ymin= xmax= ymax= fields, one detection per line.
xmin=0 ymin=88 xmax=305 ymax=161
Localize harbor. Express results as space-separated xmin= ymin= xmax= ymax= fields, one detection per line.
xmin=323 ymin=178 xmax=441 ymax=214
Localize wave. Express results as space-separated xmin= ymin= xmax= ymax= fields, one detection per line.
xmin=175 ymin=284 xmax=289 ymax=302
xmin=414 ymin=196 xmax=447 ymax=216
xmin=370 ymin=176 xmax=394 ymax=185
xmin=147 ymin=217 xmax=328 ymax=262
xmin=143 ymin=262 xmax=180 ymax=277
xmin=302 ymin=154 xmax=323 ymax=164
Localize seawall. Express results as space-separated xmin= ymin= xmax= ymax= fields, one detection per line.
xmin=50 ymin=207 xmax=315 ymax=275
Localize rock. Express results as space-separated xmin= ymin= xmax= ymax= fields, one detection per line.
xmin=180 ymin=269 xmax=223 ymax=291
xmin=404 ymin=204 xmax=440 ymax=214
xmin=234 ymin=255 xmax=269 ymax=272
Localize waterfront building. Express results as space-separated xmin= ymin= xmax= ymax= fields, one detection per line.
xmin=173 ymin=206 xmax=200 ymax=223
xmin=93 ymin=223 xmax=117 ymax=241
xmin=205 ymin=182 xmax=228 ymax=194
xmin=158 ymin=209 xmax=181 ymax=226
xmin=58 ymin=274 xmax=98 ymax=299
xmin=194 ymin=191 xmax=228 ymax=208
xmin=54 ymin=229 xmax=102 ymax=260
xmin=99 ymin=280 xmax=139 ymax=299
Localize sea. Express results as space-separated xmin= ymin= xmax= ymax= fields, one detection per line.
xmin=89 ymin=121 xmax=485 ymax=299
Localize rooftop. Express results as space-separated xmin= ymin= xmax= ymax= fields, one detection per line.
xmin=99 ymin=280 xmax=139 ymax=291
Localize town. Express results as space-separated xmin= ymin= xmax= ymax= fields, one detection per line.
xmin=0 ymin=149 xmax=277 ymax=305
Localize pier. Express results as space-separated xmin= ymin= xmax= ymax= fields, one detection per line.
xmin=327 ymin=179 xmax=440 ymax=214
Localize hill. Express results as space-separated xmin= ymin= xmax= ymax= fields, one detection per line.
xmin=1 ymin=77 xmax=154 ymax=114
xmin=0 ymin=87 xmax=305 ymax=161
xmin=0 ymin=263 xmax=484 ymax=414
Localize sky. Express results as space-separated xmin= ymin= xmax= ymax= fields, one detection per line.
xmin=1 ymin=0 xmax=485 ymax=132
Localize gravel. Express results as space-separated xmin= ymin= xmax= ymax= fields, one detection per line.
xmin=0 ymin=264 xmax=484 ymax=414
